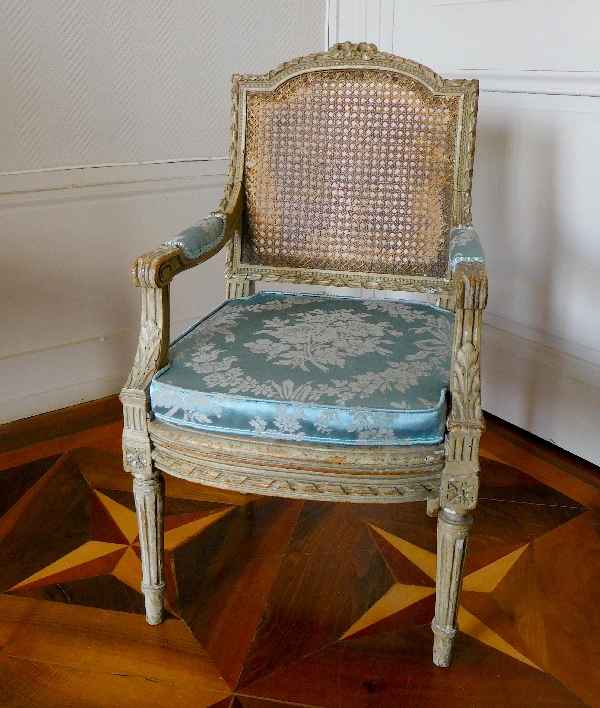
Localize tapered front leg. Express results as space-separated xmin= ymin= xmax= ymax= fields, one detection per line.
xmin=121 ymin=275 xmax=172 ymax=625
xmin=432 ymin=508 xmax=472 ymax=666
xmin=133 ymin=471 xmax=165 ymax=625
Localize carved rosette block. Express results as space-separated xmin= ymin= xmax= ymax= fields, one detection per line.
xmin=133 ymin=475 xmax=165 ymax=625
xmin=432 ymin=508 xmax=472 ymax=667
xmin=440 ymin=475 xmax=479 ymax=511
xmin=124 ymin=446 xmax=151 ymax=476
xmin=121 ymin=397 xmax=153 ymax=478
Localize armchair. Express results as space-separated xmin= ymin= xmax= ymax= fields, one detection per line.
xmin=120 ymin=42 xmax=486 ymax=668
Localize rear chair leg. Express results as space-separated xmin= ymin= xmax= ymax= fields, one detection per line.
xmin=432 ymin=508 xmax=472 ymax=667
xmin=133 ymin=470 xmax=165 ymax=625
xmin=427 ymin=497 xmax=440 ymax=517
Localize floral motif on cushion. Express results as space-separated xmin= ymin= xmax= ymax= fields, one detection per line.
xmin=150 ymin=292 xmax=455 ymax=445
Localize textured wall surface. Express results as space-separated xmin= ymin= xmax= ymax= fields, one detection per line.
xmin=0 ymin=0 xmax=325 ymax=172
xmin=0 ymin=1 xmax=325 ymax=423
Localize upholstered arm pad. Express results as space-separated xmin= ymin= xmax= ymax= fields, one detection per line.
xmin=132 ymin=215 xmax=228 ymax=289
xmin=165 ymin=215 xmax=225 ymax=261
xmin=130 ymin=182 xmax=244 ymax=289
xmin=449 ymin=227 xmax=485 ymax=272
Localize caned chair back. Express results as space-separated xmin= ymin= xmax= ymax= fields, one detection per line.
xmin=224 ymin=43 xmax=478 ymax=291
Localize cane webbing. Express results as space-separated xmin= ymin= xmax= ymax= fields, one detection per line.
xmin=241 ymin=69 xmax=460 ymax=278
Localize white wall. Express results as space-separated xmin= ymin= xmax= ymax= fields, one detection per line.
xmin=0 ymin=0 xmax=326 ymax=423
xmin=330 ymin=0 xmax=600 ymax=464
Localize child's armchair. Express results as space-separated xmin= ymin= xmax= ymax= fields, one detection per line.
xmin=121 ymin=42 xmax=486 ymax=667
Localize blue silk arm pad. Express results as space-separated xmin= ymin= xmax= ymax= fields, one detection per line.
xmin=165 ymin=214 xmax=226 ymax=261
xmin=448 ymin=227 xmax=485 ymax=272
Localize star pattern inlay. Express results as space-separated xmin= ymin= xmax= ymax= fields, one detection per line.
xmin=2 ymin=442 xmax=597 ymax=708
xmin=341 ymin=524 xmax=540 ymax=669
xmin=9 ymin=488 xmax=233 ymax=617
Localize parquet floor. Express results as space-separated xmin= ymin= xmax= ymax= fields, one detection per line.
xmin=1 ymin=399 xmax=600 ymax=707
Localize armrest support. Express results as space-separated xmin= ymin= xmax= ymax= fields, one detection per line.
xmin=450 ymin=260 xmax=487 ymax=427
xmin=441 ymin=259 xmax=488 ymax=511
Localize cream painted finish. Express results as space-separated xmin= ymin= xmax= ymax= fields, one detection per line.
xmin=330 ymin=0 xmax=600 ymax=464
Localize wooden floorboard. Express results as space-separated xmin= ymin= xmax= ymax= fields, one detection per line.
xmin=0 ymin=422 xmax=123 ymax=473
xmin=0 ymin=654 xmax=230 ymax=708
xmin=484 ymin=412 xmax=600 ymax=491
xmin=480 ymin=429 xmax=600 ymax=509
xmin=1 ymin=402 xmax=599 ymax=707
xmin=0 ymin=595 xmax=229 ymax=692
xmin=0 ymin=396 xmax=122 ymax=455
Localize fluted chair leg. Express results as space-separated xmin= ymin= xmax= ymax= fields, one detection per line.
xmin=133 ymin=472 xmax=166 ymax=625
xmin=432 ymin=508 xmax=472 ymax=667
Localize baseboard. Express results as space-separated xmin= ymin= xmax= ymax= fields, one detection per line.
xmin=0 ymin=317 xmax=200 ymax=425
xmin=0 ymin=374 xmax=127 ymax=427
xmin=482 ymin=323 xmax=600 ymax=466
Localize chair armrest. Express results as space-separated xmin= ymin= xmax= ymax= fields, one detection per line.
xmin=132 ymin=214 xmax=227 ymax=289
xmin=123 ymin=215 xmax=227 ymax=389
xmin=123 ymin=188 xmax=242 ymax=395
xmin=449 ymin=227 xmax=485 ymax=273
xmin=132 ymin=185 xmax=243 ymax=289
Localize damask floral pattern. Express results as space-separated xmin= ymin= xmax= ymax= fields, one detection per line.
xmin=150 ymin=292 xmax=455 ymax=445
xmin=244 ymin=309 xmax=400 ymax=372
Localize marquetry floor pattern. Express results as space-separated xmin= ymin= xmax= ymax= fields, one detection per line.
xmin=1 ymin=405 xmax=599 ymax=707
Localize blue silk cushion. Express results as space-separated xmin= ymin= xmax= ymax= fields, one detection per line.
xmin=150 ymin=292 xmax=455 ymax=446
